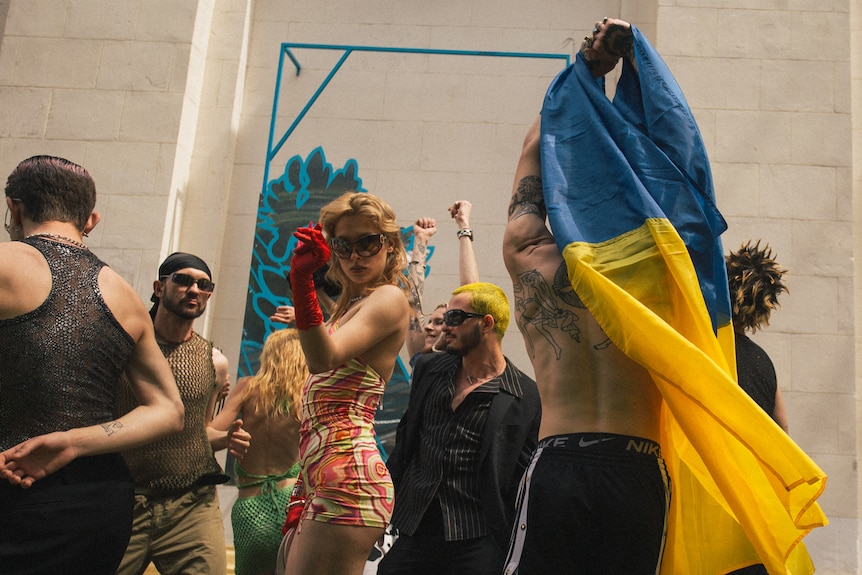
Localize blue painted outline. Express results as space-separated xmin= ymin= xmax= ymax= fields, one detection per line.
xmin=262 ymin=43 xmax=570 ymax=195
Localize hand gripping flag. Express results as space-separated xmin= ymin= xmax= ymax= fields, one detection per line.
xmin=540 ymin=26 xmax=827 ymax=575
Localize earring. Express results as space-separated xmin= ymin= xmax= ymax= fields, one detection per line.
xmin=4 ymin=207 xmax=22 ymax=234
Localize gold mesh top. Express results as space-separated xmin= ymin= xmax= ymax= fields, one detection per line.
xmin=115 ymin=332 xmax=222 ymax=490
xmin=0 ymin=237 xmax=135 ymax=451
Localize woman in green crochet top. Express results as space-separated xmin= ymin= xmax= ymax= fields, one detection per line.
xmin=211 ymin=328 xmax=306 ymax=575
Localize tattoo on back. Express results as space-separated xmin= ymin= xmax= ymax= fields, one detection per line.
xmin=554 ymin=263 xmax=585 ymax=309
xmin=513 ymin=263 xmax=582 ymax=360
xmin=508 ymin=176 xmax=547 ymax=221
xmin=513 ymin=262 xmax=613 ymax=357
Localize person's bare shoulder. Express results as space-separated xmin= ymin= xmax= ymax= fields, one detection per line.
xmin=373 ymin=284 xmax=410 ymax=312
xmin=0 ymin=242 xmax=51 ymax=319
xmin=97 ymin=266 xmax=151 ymax=342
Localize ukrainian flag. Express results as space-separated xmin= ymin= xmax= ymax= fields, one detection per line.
xmin=540 ymin=26 xmax=827 ymax=575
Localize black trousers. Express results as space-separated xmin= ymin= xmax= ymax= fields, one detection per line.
xmin=0 ymin=453 xmax=134 ymax=575
xmin=378 ymin=502 xmax=505 ymax=575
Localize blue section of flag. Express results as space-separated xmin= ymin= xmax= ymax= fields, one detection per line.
xmin=540 ymin=26 xmax=730 ymax=332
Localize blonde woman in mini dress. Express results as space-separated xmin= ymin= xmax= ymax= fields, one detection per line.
xmin=284 ymin=191 xmax=409 ymax=575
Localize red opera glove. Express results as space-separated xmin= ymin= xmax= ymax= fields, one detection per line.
xmin=282 ymin=478 xmax=306 ymax=534
xmin=289 ymin=224 xmax=331 ymax=330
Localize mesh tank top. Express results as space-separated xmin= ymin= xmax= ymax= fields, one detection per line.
xmin=0 ymin=237 xmax=135 ymax=451
xmin=115 ymin=333 xmax=223 ymax=490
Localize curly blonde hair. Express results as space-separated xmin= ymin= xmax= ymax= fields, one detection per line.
xmin=243 ymin=328 xmax=307 ymax=420
xmin=726 ymin=240 xmax=788 ymax=334
xmin=319 ymin=191 xmax=407 ymax=319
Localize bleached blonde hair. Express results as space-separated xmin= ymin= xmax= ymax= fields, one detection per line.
xmin=243 ymin=328 xmax=307 ymax=420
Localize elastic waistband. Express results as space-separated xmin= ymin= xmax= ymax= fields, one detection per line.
xmin=537 ymin=433 xmax=662 ymax=458
xmin=135 ymin=482 xmax=217 ymax=499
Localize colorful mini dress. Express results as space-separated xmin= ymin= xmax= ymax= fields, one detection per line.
xmin=299 ymin=357 xmax=394 ymax=527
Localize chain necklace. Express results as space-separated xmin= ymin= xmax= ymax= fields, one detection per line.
xmin=27 ymin=232 xmax=88 ymax=250
xmin=349 ymin=295 xmax=365 ymax=305
xmin=154 ymin=329 xmax=194 ymax=345
xmin=463 ymin=364 xmax=499 ymax=386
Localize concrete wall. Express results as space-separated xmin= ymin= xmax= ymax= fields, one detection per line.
xmin=0 ymin=0 xmax=856 ymax=572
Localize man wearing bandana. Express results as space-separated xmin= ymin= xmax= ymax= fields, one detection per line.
xmin=115 ymin=252 xmax=249 ymax=575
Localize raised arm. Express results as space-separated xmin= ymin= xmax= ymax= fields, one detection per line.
xmin=449 ymin=200 xmax=479 ymax=285
xmin=581 ymin=17 xmax=635 ymax=78
xmin=502 ymin=116 xmax=558 ymax=277
xmin=301 ymin=284 xmax=409 ymax=379
xmin=406 ymin=217 xmax=437 ymax=358
xmin=290 ymin=225 xmax=409 ymax=379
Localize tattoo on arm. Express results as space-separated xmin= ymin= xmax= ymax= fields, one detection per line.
xmin=408 ymin=312 xmax=422 ymax=334
xmin=410 ymin=243 xmax=427 ymax=270
xmin=101 ymin=421 xmax=124 ymax=436
xmin=508 ymin=176 xmax=547 ymax=221
xmin=407 ymin=241 xmax=427 ymax=323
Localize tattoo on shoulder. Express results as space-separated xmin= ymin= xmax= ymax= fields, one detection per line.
xmin=508 ymin=176 xmax=547 ymax=221
xmin=101 ymin=421 xmax=124 ymax=436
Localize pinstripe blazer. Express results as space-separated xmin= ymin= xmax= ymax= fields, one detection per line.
xmin=387 ymin=352 xmax=541 ymax=549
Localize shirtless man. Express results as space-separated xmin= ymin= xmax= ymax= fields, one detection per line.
xmin=501 ymin=18 xmax=670 ymax=575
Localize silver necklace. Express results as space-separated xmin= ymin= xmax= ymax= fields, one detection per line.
xmin=349 ymin=295 xmax=364 ymax=305
xmin=27 ymin=232 xmax=88 ymax=250
xmin=463 ymin=365 xmax=498 ymax=386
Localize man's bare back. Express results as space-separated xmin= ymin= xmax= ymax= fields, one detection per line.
xmin=503 ymin=118 xmax=661 ymax=443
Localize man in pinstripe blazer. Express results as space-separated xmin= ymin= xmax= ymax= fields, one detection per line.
xmin=379 ymin=282 xmax=540 ymax=575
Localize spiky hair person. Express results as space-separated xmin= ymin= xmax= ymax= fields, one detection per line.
xmin=726 ymin=240 xmax=788 ymax=333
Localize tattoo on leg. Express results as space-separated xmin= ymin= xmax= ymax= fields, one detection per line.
xmin=508 ymin=176 xmax=547 ymax=221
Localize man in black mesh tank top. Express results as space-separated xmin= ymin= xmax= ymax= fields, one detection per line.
xmin=0 ymin=156 xmax=185 ymax=574
xmin=115 ymin=251 xmax=250 ymax=575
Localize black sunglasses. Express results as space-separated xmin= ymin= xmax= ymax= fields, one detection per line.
xmin=442 ymin=309 xmax=486 ymax=326
xmin=161 ymin=272 xmax=215 ymax=293
xmin=330 ymin=233 xmax=386 ymax=259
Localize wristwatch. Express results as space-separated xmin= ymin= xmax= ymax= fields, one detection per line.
xmin=456 ymin=228 xmax=473 ymax=241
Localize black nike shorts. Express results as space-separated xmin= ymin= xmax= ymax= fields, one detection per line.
xmin=503 ymin=433 xmax=671 ymax=575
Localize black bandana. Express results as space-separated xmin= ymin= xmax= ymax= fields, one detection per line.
xmin=149 ymin=252 xmax=212 ymax=317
